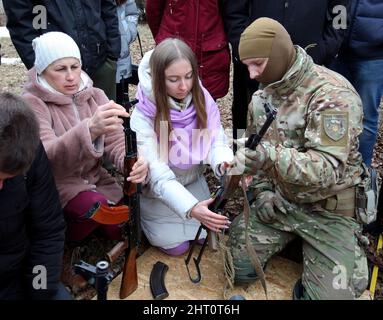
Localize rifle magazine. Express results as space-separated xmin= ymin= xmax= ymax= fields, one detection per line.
xmin=150 ymin=261 xmax=169 ymax=300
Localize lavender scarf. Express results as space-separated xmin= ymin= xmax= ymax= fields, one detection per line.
xmin=136 ymin=85 xmax=221 ymax=170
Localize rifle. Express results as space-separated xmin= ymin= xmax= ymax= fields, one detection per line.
xmin=86 ymin=81 xmax=141 ymax=299
xmin=185 ymin=102 xmax=277 ymax=283
xmin=113 ymin=84 xmax=141 ymax=299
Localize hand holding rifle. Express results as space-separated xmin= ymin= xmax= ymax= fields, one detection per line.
xmin=84 ymin=85 xmax=146 ymax=299
xmin=127 ymin=156 xmax=148 ymax=183
xmin=88 ymin=100 xmax=129 ymax=141
xmin=188 ymin=198 xmax=231 ymax=233
xmin=187 ymin=162 xmax=232 ymax=232
xmin=116 ymin=92 xmax=143 ymax=299
xmin=185 ymin=102 xmax=277 ymax=283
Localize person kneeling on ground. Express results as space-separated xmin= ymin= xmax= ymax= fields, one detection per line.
xmin=22 ymin=32 xmax=148 ymax=243
xmin=130 ymin=38 xmax=233 ymax=255
xmin=227 ymin=18 xmax=369 ymax=300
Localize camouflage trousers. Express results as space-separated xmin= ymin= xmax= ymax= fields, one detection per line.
xmin=227 ymin=199 xmax=369 ymax=300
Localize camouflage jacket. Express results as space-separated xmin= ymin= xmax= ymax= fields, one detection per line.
xmin=247 ymin=46 xmax=364 ymax=204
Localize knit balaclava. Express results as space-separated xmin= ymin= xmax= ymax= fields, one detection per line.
xmin=239 ymin=18 xmax=296 ymax=85
xmin=32 ymin=32 xmax=82 ymax=75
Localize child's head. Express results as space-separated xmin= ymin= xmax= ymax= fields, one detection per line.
xmin=150 ymin=38 xmax=201 ymax=100
xmin=149 ymin=38 xmax=206 ymax=133
xmin=0 ymin=93 xmax=40 ymax=187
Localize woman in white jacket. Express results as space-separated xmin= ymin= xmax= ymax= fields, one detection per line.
xmin=131 ymin=38 xmax=234 ymax=255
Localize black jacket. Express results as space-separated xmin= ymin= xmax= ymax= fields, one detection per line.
xmin=224 ymin=0 xmax=350 ymax=65
xmin=3 ymin=0 xmax=120 ymax=75
xmin=0 ymin=143 xmax=65 ymax=300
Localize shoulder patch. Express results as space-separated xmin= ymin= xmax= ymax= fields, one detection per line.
xmin=321 ymin=112 xmax=348 ymax=146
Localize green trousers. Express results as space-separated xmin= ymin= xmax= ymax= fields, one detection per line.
xmin=90 ymin=58 xmax=117 ymax=101
xmin=227 ymin=199 xmax=369 ymax=300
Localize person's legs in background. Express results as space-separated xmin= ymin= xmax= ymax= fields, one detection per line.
xmin=331 ymin=58 xmax=383 ymax=166
xmin=350 ymin=59 xmax=383 ymax=166
xmin=90 ymin=58 xmax=117 ymax=101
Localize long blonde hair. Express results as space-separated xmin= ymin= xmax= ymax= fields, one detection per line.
xmin=149 ymin=38 xmax=207 ymax=136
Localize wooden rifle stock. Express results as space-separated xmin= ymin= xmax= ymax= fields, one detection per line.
xmin=85 ymin=83 xmax=141 ymax=299
xmin=118 ymin=154 xmax=139 ymax=299
xmin=119 ymin=246 xmax=138 ymax=299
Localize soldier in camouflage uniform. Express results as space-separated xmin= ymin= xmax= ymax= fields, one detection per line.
xmin=227 ymin=18 xmax=369 ymax=300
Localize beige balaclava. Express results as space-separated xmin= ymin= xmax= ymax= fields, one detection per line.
xmin=239 ymin=18 xmax=296 ymax=85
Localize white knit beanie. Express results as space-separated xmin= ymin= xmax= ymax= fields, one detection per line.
xmin=32 ymin=32 xmax=82 ymax=74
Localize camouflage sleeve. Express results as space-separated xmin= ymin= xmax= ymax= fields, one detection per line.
xmin=262 ymin=85 xmax=363 ymax=189
xmin=248 ymin=169 xmax=275 ymax=200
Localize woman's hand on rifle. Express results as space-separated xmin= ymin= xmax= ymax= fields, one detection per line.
xmin=218 ymin=161 xmax=231 ymax=176
xmin=126 ymin=156 xmax=148 ymax=184
xmin=189 ymin=198 xmax=231 ymax=232
xmin=88 ymin=100 xmax=130 ymax=141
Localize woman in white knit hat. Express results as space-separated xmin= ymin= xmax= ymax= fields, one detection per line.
xmin=22 ymin=31 xmax=148 ymax=242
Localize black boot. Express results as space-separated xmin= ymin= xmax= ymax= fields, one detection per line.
xmin=292 ymin=278 xmax=304 ymax=300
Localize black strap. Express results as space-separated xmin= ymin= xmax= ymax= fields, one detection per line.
xmin=136 ymin=31 xmax=143 ymax=58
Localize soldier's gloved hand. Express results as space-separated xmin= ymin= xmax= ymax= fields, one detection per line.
xmin=254 ymin=191 xmax=285 ymax=224
xmin=231 ymin=143 xmax=269 ymax=175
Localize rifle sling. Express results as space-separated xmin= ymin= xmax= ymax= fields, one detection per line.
xmin=241 ymin=178 xmax=268 ymax=299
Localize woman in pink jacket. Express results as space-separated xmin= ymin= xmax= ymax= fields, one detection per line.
xmin=146 ymin=0 xmax=230 ymax=100
xmin=22 ymin=32 xmax=148 ymax=242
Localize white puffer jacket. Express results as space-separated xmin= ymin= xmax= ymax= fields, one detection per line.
xmin=130 ymin=50 xmax=234 ymax=248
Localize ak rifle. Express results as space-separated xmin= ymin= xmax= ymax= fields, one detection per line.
xmin=85 ymin=88 xmax=141 ymax=299
xmin=112 ymin=90 xmax=141 ymax=299
xmin=185 ymin=102 xmax=277 ymax=283
xmin=82 ymin=79 xmax=141 ymax=299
